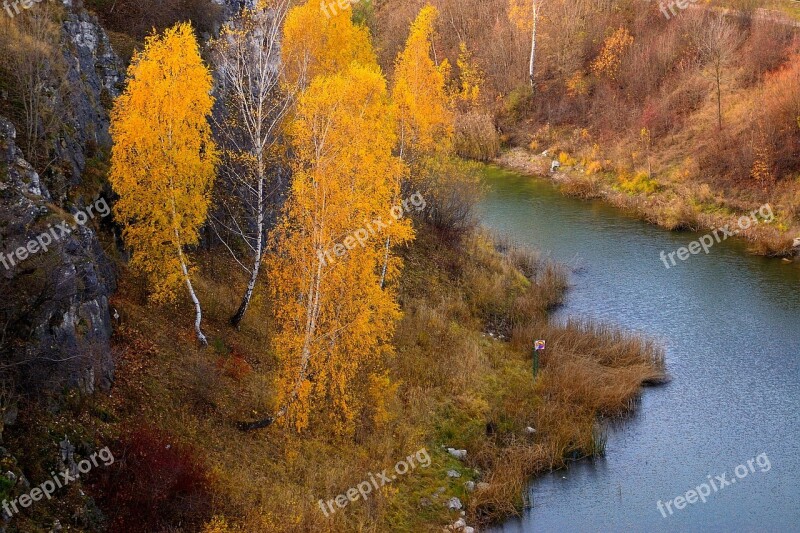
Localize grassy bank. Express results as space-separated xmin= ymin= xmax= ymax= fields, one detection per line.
xmin=4 ymin=224 xmax=664 ymax=532
xmin=498 ymin=147 xmax=799 ymax=258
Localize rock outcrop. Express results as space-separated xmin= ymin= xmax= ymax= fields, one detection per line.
xmin=0 ymin=116 xmax=116 ymax=398
xmin=55 ymin=6 xmax=123 ymax=188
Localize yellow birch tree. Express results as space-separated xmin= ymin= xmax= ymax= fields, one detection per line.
xmin=281 ymin=0 xmax=376 ymax=87
xmin=109 ymin=23 xmax=218 ymax=345
xmin=391 ymin=5 xmax=454 ymax=168
xmin=267 ymin=64 xmax=411 ymax=434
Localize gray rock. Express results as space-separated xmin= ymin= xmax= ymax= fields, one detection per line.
xmin=447 ymin=448 xmax=467 ymax=460
xmin=52 ymin=7 xmax=123 ymax=197
xmin=446 ymin=497 xmax=463 ymax=510
xmin=464 ymin=480 xmax=475 ymax=492
xmin=447 ymin=469 xmax=461 ymax=478
xmin=0 ymin=117 xmax=116 ymax=396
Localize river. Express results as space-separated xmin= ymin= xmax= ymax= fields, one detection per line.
xmin=481 ymin=165 xmax=800 ymax=532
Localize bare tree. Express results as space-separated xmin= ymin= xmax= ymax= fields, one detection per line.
xmin=0 ymin=5 xmax=64 ymax=168
xmin=211 ymin=1 xmax=297 ymax=328
xmin=700 ymin=14 xmax=740 ymax=131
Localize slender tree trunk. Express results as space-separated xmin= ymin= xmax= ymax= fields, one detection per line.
xmin=231 ymin=158 xmax=266 ymax=328
xmin=716 ymin=72 xmax=722 ymax=131
xmin=379 ymin=236 xmax=390 ymax=289
xmin=170 ymin=196 xmax=208 ymax=346
xmin=176 ymin=233 xmax=208 ymax=346
xmin=238 ymin=252 xmax=324 ymax=431
xmin=529 ymin=3 xmax=538 ymax=88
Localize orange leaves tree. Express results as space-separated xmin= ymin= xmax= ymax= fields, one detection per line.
xmin=267 ymin=64 xmax=411 ymax=434
xmin=281 ymin=0 xmax=375 ymax=86
xmin=391 ymin=5 xmax=454 ymax=168
xmin=109 ymin=23 xmax=218 ymax=345
xmin=591 ymin=27 xmax=634 ymax=82
xmin=392 ymin=5 xmax=482 ymax=238
xmin=250 ymin=1 xmax=412 ymax=435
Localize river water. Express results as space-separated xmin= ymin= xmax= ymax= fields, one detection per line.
xmin=481 ymin=166 xmax=800 ymax=532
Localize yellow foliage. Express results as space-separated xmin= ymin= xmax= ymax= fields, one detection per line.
xmin=282 ymin=0 xmax=376 ymax=86
xmin=202 ymin=516 xmax=239 ymax=533
xmin=558 ymin=151 xmax=577 ymax=166
xmin=566 ymin=70 xmax=589 ymax=96
xmin=392 ymin=5 xmax=454 ymax=167
xmin=618 ymin=171 xmax=658 ymax=195
xmin=456 ymin=41 xmax=484 ymax=107
xmin=268 ymin=64 xmax=412 ymax=435
xmin=109 ymin=23 xmax=218 ymax=303
xmin=507 ymin=0 xmax=532 ymax=33
xmin=585 ymin=161 xmax=603 ymax=175
xmin=591 ymin=27 xmax=634 ymax=81
xmin=751 ymin=122 xmax=774 ymax=190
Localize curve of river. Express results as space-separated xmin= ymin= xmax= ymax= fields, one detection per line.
xmin=481 ymin=166 xmax=800 ymax=532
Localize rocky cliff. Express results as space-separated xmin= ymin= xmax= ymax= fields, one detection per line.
xmin=0 ymin=2 xmax=122 ymax=409
xmin=0 ymin=116 xmax=116 ymax=402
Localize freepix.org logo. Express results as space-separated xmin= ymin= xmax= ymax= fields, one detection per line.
xmin=0 ymin=196 xmax=111 ymax=271
xmin=3 ymin=0 xmax=47 ymax=19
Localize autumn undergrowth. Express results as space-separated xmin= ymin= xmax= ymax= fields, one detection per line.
xmin=4 ymin=222 xmax=664 ymax=532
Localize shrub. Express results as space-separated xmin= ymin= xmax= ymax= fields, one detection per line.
xmin=454 ymin=111 xmax=501 ymax=161
xmin=618 ymin=171 xmax=658 ymax=195
xmin=502 ymin=85 xmax=533 ymax=120
xmin=89 ymin=428 xmax=212 ymax=532
xmin=416 ymin=158 xmax=485 ymax=240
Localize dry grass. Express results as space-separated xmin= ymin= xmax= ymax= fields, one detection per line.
xmin=4 ymin=223 xmax=665 ymax=532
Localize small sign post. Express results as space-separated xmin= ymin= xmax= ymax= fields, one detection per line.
xmin=533 ymin=340 xmax=545 ymax=378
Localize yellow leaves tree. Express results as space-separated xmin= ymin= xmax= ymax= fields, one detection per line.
xmin=591 ymin=27 xmax=634 ymax=81
xmin=267 ymin=64 xmax=412 ymax=434
xmin=109 ymin=23 xmax=218 ymax=345
xmin=456 ymin=41 xmax=484 ymax=108
xmin=751 ymin=119 xmax=774 ymax=191
xmin=281 ymin=0 xmax=376 ymax=86
xmin=392 ymin=5 xmax=454 ymax=167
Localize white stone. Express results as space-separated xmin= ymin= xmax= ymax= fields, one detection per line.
xmin=447 ymin=448 xmax=467 ymax=460
xmin=447 ymin=497 xmax=463 ymax=510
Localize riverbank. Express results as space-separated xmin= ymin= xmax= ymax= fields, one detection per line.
xmin=2 ymin=223 xmax=665 ymax=532
xmin=497 ymin=147 xmax=800 ymax=260
xmin=480 ymin=161 xmax=800 ymax=531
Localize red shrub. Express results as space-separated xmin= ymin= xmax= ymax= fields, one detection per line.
xmin=89 ymin=428 xmax=212 ymax=533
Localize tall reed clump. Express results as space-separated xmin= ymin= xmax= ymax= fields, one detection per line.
xmin=466 ymin=268 xmax=665 ymax=525
xmin=455 ymin=111 xmax=501 ymax=161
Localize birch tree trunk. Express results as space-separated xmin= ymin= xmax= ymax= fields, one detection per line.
xmin=211 ymin=2 xmax=296 ymax=327
xmin=176 ymin=237 xmax=208 ymax=346
xmin=170 ymin=196 xmax=208 ymax=347
xmin=529 ymin=2 xmax=540 ymax=88
xmin=230 ymin=156 xmax=266 ymax=327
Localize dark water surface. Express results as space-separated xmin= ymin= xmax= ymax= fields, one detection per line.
xmin=481 ymin=166 xmax=800 ymax=532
